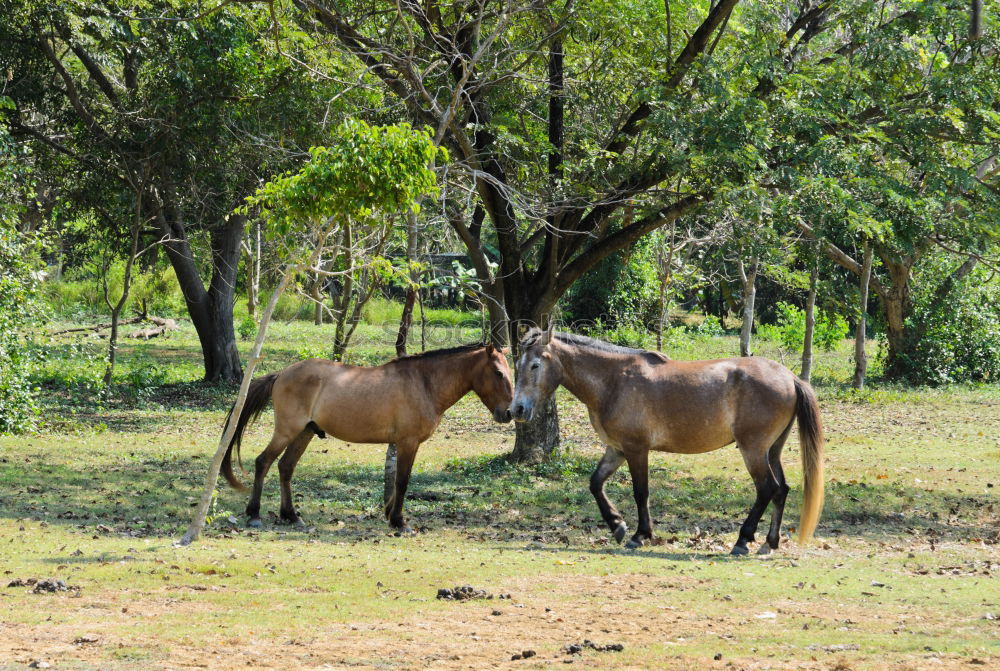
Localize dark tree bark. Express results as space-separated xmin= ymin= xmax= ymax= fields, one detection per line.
xmin=155 ymin=193 xmax=244 ymax=383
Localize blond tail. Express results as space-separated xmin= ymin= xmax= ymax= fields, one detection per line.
xmin=793 ymin=377 xmax=825 ymax=543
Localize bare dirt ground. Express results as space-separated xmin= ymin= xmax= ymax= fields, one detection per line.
xmin=2 ymin=567 xmax=996 ymax=671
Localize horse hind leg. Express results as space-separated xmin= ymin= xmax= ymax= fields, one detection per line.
xmin=245 ymin=426 xmax=298 ymax=528
xmin=277 ymin=428 xmax=316 ymax=528
xmin=758 ymin=424 xmax=793 ymax=553
xmin=731 ymin=443 xmax=780 ymax=556
xmin=589 ymin=446 xmax=628 ymax=543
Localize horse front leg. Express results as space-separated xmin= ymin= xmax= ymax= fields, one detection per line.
xmin=384 ymin=439 xmax=419 ymax=535
xmin=589 ymin=447 xmax=627 ymax=543
xmin=623 ymin=449 xmax=652 ymax=549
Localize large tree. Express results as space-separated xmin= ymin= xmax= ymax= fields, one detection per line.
xmin=284 ymin=0 xmax=997 ymax=458
xmin=0 ymin=0 xmax=333 ymax=381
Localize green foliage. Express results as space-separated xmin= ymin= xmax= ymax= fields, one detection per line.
xmin=562 ymin=234 xmax=659 ymax=327
xmin=690 ymin=315 xmax=726 ymax=339
xmin=244 ymin=120 xmax=445 ymax=243
xmin=237 ymin=314 xmax=257 ymax=341
xmin=757 ymin=302 xmax=848 ymax=353
xmin=0 ymin=119 xmax=41 ymax=433
xmin=899 ymin=268 xmax=1000 ymax=385
xmin=44 ymin=264 xmax=188 ymax=320
xmin=0 ymin=224 xmax=42 ymax=433
xmin=583 ymin=320 xmax=653 ymax=349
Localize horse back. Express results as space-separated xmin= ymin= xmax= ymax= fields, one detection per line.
xmin=598 ymin=356 xmax=798 ymax=454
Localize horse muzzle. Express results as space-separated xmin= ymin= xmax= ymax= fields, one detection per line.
xmin=493 ymin=406 xmax=513 ymax=423
xmin=511 ymin=401 xmax=534 ymax=423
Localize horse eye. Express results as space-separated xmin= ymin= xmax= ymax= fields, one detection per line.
xmin=495 ymin=370 xmax=502 ymax=377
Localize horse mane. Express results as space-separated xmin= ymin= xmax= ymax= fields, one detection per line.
xmin=520 ymin=328 xmax=668 ymax=363
xmin=388 ymin=342 xmax=487 ymax=363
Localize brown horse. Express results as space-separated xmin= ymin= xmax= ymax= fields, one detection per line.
xmin=222 ymin=343 xmax=513 ymax=532
xmin=511 ymin=326 xmax=824 ymax=555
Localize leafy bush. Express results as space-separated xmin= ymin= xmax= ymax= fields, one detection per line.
xmin=757 ymin=302 xmax=847 ymax=352
xmin=899 ymin=269 xmax=1000 ymax=385
xmin=689 ymin=314 xmax=725 ymax=338
xmin=0 ymin=131 xmax=42 ymax=432
xmin=562 ymin=232 xmax=659 ymax=326
xmin=584 ymin=320 xmax=653 ymax=349
xmin=237 ymin=314 xmax=257 ymax=341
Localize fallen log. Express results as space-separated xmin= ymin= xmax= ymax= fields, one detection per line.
xmin=128 ymin=318 xmax=177 ymax=340
xmin=50 ymin=316 xmax=145 ymax=335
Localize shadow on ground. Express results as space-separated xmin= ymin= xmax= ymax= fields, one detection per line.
xmin=2 ymin=451 xmax=995 ymax=551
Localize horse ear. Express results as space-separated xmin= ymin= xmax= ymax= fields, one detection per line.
xmin=542 ymin=322 xmax=554 ymax=345
xmin=485 ymin=343 xmax=495 ymax=354
xmin=501 ymin=346 xmax=510 ymax=355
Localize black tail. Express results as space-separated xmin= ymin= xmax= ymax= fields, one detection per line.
xmin=220 ymin=373 xmax=279 ymax=491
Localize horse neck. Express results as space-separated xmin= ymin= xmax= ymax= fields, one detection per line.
xmin=551 ymin=340 xmax=628 ymax=409
xmin=417 ymin=351 xmax=479 ymax=414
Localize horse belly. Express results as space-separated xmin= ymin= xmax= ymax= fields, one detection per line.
xmin=312 ymin=388 xmax=406 ymax=444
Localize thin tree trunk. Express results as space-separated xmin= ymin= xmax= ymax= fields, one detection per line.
xmin=101 ymin=199 xmax=143 ymax=386
xmin=247 ymin=220 xmax=260 ymax=318
xmin=853 ymin=241 xmax=874 ymax=390
xmin=418 ymin=284 xmax=426 ymax=352
xmin=311 ymin=254 xmax=325 ymax=325
xmin=801 ymin=260 xmax=818 ymax=382
xmin=656 ymin=222 xmax=676 ymax=351
xmin=738 ymin=258 xmax=758 ymax=357
xmin=395 ymin=211 xmax=420 ymax=356
xmin=331 ymin=223 xmax=354 ymax=360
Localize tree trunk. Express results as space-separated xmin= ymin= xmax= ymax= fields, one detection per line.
xmin=104 ymin=307 xmax=121 ymax=386
xmin=738 ymin=258 xmax=758 ymax=357
xmin=154 ymin=194 xmax=243 ymax=383
xmin=656 ymin=222 xmax=676 ymax=351
xmin=247 ymin=220 xmax=260 ymax=318
xmin=311 ymin=257 xmax=325 ymax=325
xmin=383 ymin=443 xmax=397 ymax=505
xmin=510 ymin=394 xmax=560 ymax=464
xmin=853 ymin=241 xmax=873 ymax=390
xmin=879 ymin=260 xmax=913 ymax=380
xmin=800 ymin=261 xmax=818 ymax=382
xmin=395 ymin=288 xmax=416 ymax=355
xmin=204 ymin=215 xmax=245 ymax=382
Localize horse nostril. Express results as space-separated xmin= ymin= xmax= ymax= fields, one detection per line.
xmin=505 ymin=409 xmax=512 ymax=421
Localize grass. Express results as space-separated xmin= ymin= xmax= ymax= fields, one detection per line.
xmin=1 ymin=314 xmax=998 ymax=669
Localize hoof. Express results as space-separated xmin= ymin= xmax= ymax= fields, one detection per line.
xmin=393 ymin=525 xmax=416 ymax=536
xmin=624 ymin=537 xmax=643 ymax=550
xmin=729 ymin=544 xmax=749 ymax=556
xmin=612 ymin=522 xmax=628 ymax=544
xmin=246 ymin=517 xmax=263 ymax=529
xmin=756 ymin=543 xmax=773 ymax=555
